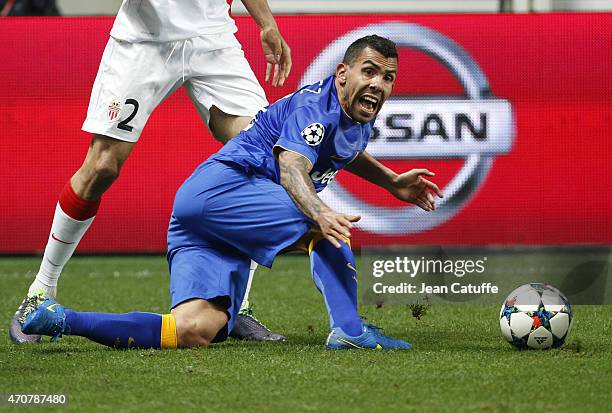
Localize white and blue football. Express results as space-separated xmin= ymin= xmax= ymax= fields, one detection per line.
xmin=499 ymin=283 xmax=573 ymax=349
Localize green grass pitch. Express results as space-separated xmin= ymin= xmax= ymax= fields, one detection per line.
xmin=1 ymin=256 xmax=611 ymax=412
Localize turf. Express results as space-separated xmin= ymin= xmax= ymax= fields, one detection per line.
xmin=0 ymin=256 xmax=611 ymax=413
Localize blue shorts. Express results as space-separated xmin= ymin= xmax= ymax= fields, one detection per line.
xmin=167 ymin=159 xmax=312 ymax=339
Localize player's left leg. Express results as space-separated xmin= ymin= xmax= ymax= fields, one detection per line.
xmin=309 ymin=237 xmax=412 ymax=350
xmin=309 ymin=237 xmax=362 ymax=337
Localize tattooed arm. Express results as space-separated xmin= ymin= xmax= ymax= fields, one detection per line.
xmin=276 ymin=150 xmax=360 ymax=247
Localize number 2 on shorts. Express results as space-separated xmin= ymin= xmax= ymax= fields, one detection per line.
xmin=117 ymin=99 xmax=139 ymax=132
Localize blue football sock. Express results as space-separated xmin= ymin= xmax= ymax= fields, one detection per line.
xmin=310 ymin=239 xmax=362 ymax=337
xmin=64 ymin=310 xmax=162 ymax=349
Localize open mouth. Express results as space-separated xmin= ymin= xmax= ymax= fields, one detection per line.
xmin=358 ymin=94 xmax=379 ymax=114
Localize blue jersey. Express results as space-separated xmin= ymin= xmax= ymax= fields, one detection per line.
xmin=211 ymin=75 xmax=375 ymax=192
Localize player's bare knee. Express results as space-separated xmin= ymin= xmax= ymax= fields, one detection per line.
xmin=92 ymin=155 xmax=122 ymax=183
xmin=175 ymin=315 xmax=213 ymax=348
xmin=74 ymin=135 xmax=134 ymax=197
xmin=172 ymin=300 xmax=229 ymax=348
xmin=72 ymin=158 xmax=121 ymax=200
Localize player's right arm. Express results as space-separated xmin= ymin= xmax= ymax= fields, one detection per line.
xmin=277 ymin=150 xmax=360 ymax=248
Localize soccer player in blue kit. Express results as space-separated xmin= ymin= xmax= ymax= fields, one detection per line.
xmin=21 ymin=35 xmax=443 ymax=350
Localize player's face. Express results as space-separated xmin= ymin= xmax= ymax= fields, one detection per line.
xmin=336 ymin=47 xmax=397 ymax=123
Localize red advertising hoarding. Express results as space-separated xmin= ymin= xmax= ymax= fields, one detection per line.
xmin=0 ymin=14 xmax=610 ymax=253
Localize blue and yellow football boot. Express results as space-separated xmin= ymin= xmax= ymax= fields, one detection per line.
xmin=21 ymin=299 xmax=68 ymax=342
xmin=363 ymin=323 xmax=412 ymax=349
xmin=326 ymin=323 xmax=412 ymax=350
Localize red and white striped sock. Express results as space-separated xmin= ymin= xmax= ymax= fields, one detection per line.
xmin=29 ymin=182 xmax=101 ymax=297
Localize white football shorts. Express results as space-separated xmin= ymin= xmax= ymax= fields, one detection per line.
xmin=82 ymin=32 xmax=268 ymax=142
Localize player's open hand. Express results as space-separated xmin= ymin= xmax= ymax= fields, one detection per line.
xmin=390 ymin=169 xmax=443 ymax=212
xmin=315 ymin=211 xmax=361 ymax=248
xmin=260 ymin=26 xmax=291 ymax=87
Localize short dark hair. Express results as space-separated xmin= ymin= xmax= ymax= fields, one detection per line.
xmin=342 ymin=35 xmax=398 ymax=65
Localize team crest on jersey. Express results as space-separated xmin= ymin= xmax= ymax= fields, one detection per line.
xmin=107 ymin=99 xmax=122 ymax=122
xmin=301 ymin=123 xmax=325 ymax=146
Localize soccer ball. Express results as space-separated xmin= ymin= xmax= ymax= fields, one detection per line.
xmin=499 ymin=283 xmax=573 ymax=349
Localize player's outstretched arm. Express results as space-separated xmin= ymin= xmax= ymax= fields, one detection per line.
xmin=241 ymin=0 xmax=291 ymax=87
xmin=277 ymin=150 xmax=359 ymax=248
xmin=345 ymin=151 xmax=443 ymax=211
xmin=345 ymin=151 xmax=397 ymax=191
